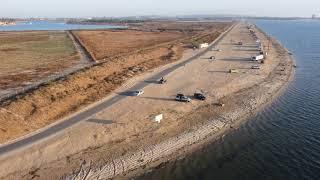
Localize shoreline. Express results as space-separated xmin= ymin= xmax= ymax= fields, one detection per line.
xmin=130 ymin=29 xmax=296 ymax=179
xmin=0 ymin=22 xmax=294 ymax=179
xmin=131 ymin=49 xmax=295 ymax=179
xmin=65 ymin=24 xmax=294 ymax=179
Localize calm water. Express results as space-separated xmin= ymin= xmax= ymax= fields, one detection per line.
xmin=0 ymin=21 xmax=125 ymax=31
xmin=138 ymin=20 xmax=320 ymax=180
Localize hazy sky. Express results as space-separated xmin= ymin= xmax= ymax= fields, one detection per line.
xmin=1 ymin=0 xmax=320 ymax=18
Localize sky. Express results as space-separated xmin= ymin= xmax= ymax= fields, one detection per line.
xmin=1 ymin=0 xmax=320 ymax=18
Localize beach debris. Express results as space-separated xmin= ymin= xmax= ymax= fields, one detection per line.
xmin=215 ymin=102 xmax=225 ymax=107
xmin=153 ymin=114 xmax=163 ymax=123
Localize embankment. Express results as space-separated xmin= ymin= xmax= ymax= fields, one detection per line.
xmin=65 ymin=25 xmax=294 ymax=180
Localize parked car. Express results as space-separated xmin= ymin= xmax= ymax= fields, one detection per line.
xmin=159 ymin=77 xmax=167 ymax=84
xmin=175 ymin=94 xmax=191 ymax=102
xmin=194 ymin=93 xmax=206 ymax=100
xmin=132 ymin=90 xmax=144 ymax=96
xmin=209 ymin=56 xmax=215 ymax=60
xmin=251 ymin=55 xmax=264 ymax=61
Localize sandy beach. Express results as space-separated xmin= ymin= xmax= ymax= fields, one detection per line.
xmin=0 ymin=22 xmax=294 ymax=179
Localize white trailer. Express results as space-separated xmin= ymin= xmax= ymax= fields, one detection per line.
xmin=251 ymin=55 xmax=264 ymax=61
xmin=199 ymin=43 xmax=209 ymax=48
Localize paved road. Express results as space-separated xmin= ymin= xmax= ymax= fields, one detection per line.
xmin=0 ymin=24 xmax=235 ymax=156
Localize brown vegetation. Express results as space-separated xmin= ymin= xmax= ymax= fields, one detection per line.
xmin=0 ymin=31 xmax=79 ymax=89
xmin=73 ymin=30 xmax=184 ymax=60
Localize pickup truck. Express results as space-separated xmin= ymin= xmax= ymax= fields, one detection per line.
xmin=175 ymin=94 xmax=191 ymax=102
xmin=194 ymin=93 xmax=206 ymax=100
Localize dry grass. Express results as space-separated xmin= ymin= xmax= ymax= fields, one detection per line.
xmin=73 ymin=30 xmax=184 ymax=60
xmin=0 ymin=31 xmax=79 ymax=89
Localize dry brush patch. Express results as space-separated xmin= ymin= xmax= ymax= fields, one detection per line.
xmin=72 ymin=30 xmax=184 ymax=60
xmin=0 ymin=31 xmax=79 ymax=89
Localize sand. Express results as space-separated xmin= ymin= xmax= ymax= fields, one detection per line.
xmin=0 ymin=22 xmax=294 ymax=179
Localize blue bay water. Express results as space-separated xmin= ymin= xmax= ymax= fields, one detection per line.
xmin=137 ymin=20 xmax=320 ymax=180
xmin=0 ymin=21 xmax=125 ymax=31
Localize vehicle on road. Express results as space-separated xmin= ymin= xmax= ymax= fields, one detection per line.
xmin=237 ymin=41 xmax=243 ymax=45
xmin=251 ymin=54 xmax=264 ymax=61
xmin=209 ymin=56 xmax=216 ymax=60
xmin=132 ymin=90 xmax=144 ymax=96
xmin=175 ymin=94 xmax=191 ymax=102
xmin=194 ymin=93 xmax=206 ymax=100
xmin=159 ymin=77 xmax=167 ymax=84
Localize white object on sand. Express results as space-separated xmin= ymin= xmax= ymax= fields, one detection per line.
xmin=153 ymin=114 xmax=163 ymax=123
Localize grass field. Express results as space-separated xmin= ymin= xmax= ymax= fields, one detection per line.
xmin=0 ymin=31 xmax=79 ymax=88
xmin=73 ymin=30 xmax=184 ymax=60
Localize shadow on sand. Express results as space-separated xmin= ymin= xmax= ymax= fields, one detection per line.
xmin=117 ymin=91 xmax=140 ymax=96
xmin=144 ymin=79 xmax=160 ymax=84
xmin=208 ymin=70 xmax=229 ymax=74
xmin=142 ymin=96 xmax=175 ymax=102
xmin=220 ymin=57 xmax=252 ymax=61
xmin=87 ymin=119 xmax=114 ymax=125
xmin=233 ymin=48 xmax=259 ymax=52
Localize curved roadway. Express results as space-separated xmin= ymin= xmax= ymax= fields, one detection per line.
xmin=0 ymin=24 xmax=235 ymax=156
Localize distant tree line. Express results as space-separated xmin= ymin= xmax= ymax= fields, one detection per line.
xmin=0 ymin=18 xmax=15 ymax=22
xmin=67 ymin=18 xmax=148 ymax=24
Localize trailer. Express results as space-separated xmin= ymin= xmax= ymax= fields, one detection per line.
xmin=199 ymin=43 xmax=209 ymax=48
xmin=251 ymin=55 xmax=264 ymax=61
